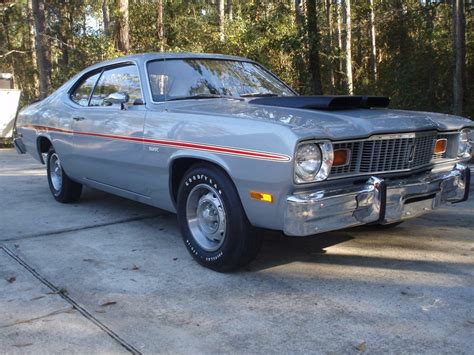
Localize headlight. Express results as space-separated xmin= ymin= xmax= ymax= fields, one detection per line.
xmin=458 ymin=128 xmax=473 ymax=159
xmin=294 ymin=141 xmax=333 ymax=183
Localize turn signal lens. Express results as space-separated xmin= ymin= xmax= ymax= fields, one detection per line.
xmin=434 ymin=138 xmax=447 ymax=154
xmin=333 ymin=148 xmax=350 ymax=167
xmin=250 ymin=191 xmax=273 ymax=203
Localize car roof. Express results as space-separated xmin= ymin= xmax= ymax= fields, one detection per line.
xmin=62 ymin=52 xmax=260 ymax=95
xmin=86 ymin=52 xmax=255 ymax=69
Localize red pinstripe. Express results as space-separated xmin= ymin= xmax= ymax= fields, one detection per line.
xmin=19 ymin=124 xmax=291 ymax=162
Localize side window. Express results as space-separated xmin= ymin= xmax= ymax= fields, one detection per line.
xmin=90 ymin=65 xmax=143 ymax=107
xmin=70 ymin=72 xmax=100 ymax=106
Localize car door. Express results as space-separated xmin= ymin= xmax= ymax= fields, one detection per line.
xmin=72 ymin=63 xmax=149 ymax=197
xmin=58 ymin=69 xmax=102 ymax=175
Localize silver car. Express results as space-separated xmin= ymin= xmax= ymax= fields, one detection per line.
xmin=14 ymin=53 xmax=473 ymax=271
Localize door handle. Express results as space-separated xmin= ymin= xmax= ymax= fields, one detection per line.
xmin=73 ymin=116 xmax=85 ymax=121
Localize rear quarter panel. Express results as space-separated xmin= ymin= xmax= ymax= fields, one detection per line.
xmin=16 ymin=90 xmax=76 ymax=174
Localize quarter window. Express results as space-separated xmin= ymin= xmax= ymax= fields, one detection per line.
xmin=90 ymin=65 xmax=143 ymax=106
xmin=70 ymin=72 xmax=100 ymax=106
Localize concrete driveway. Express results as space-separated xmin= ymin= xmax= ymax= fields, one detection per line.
xmin=1 ymin=148 xmax=473 ymax=354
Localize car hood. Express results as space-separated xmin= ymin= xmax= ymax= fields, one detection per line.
xmin=169 ymin=99 xmax=474 ymax=140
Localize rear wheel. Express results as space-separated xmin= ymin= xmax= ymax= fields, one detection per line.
xmin=47 ymin=147 xmax=82 ymax=203
xmin=177 ymin=163 xmax=262 ymax=272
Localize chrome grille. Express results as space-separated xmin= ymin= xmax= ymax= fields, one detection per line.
xmin=331 ymin=132 xmax=441 ymax=178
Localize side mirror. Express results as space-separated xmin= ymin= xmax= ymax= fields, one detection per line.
xmin=104 ymin=92 xmax=129 ymax=109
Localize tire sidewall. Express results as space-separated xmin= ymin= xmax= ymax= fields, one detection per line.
xmin=47 ymin=148 xmax=63 ymax=198
xmin=177 ymin=166 xmax=247 ymax=269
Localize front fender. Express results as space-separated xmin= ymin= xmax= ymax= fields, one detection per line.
xmin=167 ymin=148 xmax=295 ymax=231
xmin=167 ymin=150 xmax=233 ymax=208
xmin=168 ymin=150 xmax=233 ymax=177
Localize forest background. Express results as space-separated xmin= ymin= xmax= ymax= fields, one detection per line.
xmin=1 ymin=0 xmax=473 ymax=119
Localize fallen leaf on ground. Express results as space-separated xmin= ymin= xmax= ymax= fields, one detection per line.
xmin=0 ymin=307 xmax=74 ymax=328
xmin=401 ymin=290 xmax=423 ymax=298
xmin=355 ymin=342 xmax=366 ymax=352
xmin=100 ymin=301 xmax=117 ymax=307
xmin=30 ymin=296 xmax=46 ymax=301
xmin=12 ymin=343 xmax=33 ymax=348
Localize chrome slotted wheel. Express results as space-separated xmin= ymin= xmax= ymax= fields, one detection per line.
xmin=49 ymin=153 xmax=63 ymax=192
xmin=186 ymin=184 xmax=227 ymax=252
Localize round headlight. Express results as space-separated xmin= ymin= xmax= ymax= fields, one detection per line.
xmin=458 ymin=129 xmax=472 ymax=159
xmin=295 ymin=143 xmax=322 ymax=183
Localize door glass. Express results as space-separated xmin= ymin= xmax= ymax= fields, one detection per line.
xmin=70 ymin=72 xmax=100 ymax=106
xmin=90 ymin=65 xmax=143 ymax=107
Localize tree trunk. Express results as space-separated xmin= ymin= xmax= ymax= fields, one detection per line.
xmin=2 ymin=9 xmax=13 ymax=79
xmin=294 ymin=0 xmax=306 ymax=93
xmin=58 ymin=1 xmax=69 ymax=74
xmin=116 ymin=0 xmax=130 ymax=53
xmin=27 ymin=0 xmax=39 ymax=96
xmin=157 ymin=0 xmax=164 ymax=51
xmin=306 ymin=0 xmax=323 ymax=95
xmin=218 ymin=0 xmax=225 ymax=42
xmin=31 ymin=0 xmax=51 ymax=99
xmin=394 ymin=0 xmax=409 ymax=64
xmin=336 ymin=0 xmax=343 ymax=90
xmin=369 ymin=0 xmax=377 ymax=85
xmin=453 ymin=0 xmax=465 ymax=116
xmin=342 ymin=0 xmax=353 ymax=95
xmin=102 ymin=0 xmax=110 ymax=36
xmin=295 ymin=0 xmax=304 ymax=27
xmin=228 ymin=0 xmax=233 ymax=21
xmin=325 ymin=0 xmax=335 ymax=89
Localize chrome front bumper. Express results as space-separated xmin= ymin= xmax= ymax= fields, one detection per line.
xmin=284 ymin=163 xmax=470 ymax=236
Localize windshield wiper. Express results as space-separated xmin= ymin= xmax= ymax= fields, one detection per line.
xmin=166 ymin=94 xmax=241 ymax=101
xmin=240 ymin=93 xmax=278 ymax=98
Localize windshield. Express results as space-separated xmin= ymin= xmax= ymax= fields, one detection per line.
xmin=146 ymin=59 xmax=295 ymax=102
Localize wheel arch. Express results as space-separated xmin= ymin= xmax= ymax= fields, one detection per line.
xmin=36 ymin=135 xmax=53 ymax=164
xmin=168 ymin=154 xmax=235 ymax=208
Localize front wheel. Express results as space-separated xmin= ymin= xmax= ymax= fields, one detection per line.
xmin=47 ymin=147 xmax=82 ymax=203
xmin=177 ymin=164 xmax=262 ymax=272
xmin=373 ymin=221 xmax=404 ymax=229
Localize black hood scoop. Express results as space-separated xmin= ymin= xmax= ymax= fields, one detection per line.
xmin=249 ymin=95 xmax=390 ymax=110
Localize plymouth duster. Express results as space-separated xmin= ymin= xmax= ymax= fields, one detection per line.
xmin=14 ymin=53 xmax=473 ymax=271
